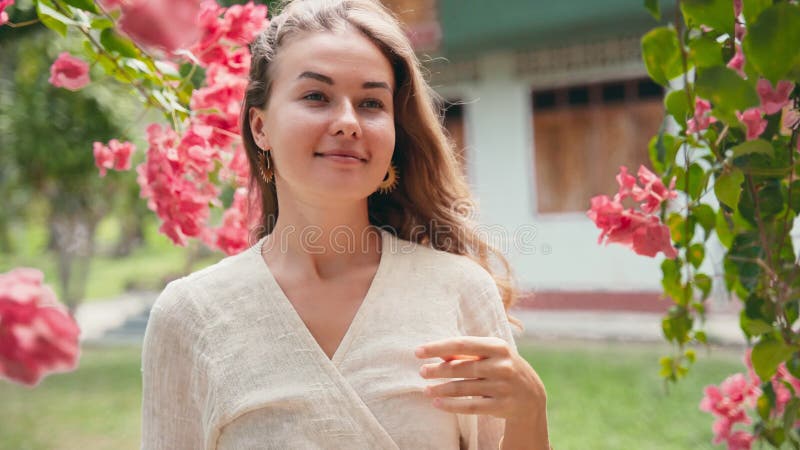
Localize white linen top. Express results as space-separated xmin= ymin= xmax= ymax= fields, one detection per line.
xmin=141 ymin=228 xmax=520 ymax=449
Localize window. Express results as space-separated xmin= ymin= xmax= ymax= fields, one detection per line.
xmin=532 ymin=78 xmax=664 ymax=214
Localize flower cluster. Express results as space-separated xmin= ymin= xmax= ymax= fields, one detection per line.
xmin=42 ymin=1 xmax=268 ymax=255
xmin=700 ymin=350 xmax=800 ymax=450
xmin=133 ymin=1 xmax=267 ymax=254
xmin=587 ymin=165 xmax=678 ymax=258
xmin=0 ymin=268 xmax=80 ymax=387
xmin=93 ymin=139 xmax=135 ymax=177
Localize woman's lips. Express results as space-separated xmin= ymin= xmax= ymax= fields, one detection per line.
xmin=314 ymin=153 xmax=366 ymax=164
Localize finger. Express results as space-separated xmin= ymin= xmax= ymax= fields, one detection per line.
xmin=432 ymin=396 xmax=496 ymax=415
xmin=424 ymin=378 xmax=497 ymax=398
xmin=420 ymin=358 xmax=485 ymax=380
xmin=415 ymin=336 xmax=509 ymax=360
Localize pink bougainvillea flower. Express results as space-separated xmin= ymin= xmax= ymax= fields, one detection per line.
xmin=222 ymin=2 xmax=269 ymax=45
xmin=756 ymin=79 xmax=794 ymax=115
xmin=727 ymin=45 xmax=745 ymax=78
xmin=0 ymin=268 xmax=80 ymax=387
xmin=631 ymin=218 xmax=678 ymax=258
xmin=632 ymin=165 xmax=677 ymax=214
xmin=136 ymin=123 xmax=220 ymax=247
xmin=118 ymin=0 xmax=203 ymax=53
xmin=737 ymin=108 xmax=767 ymax=141
xmin=93 ymin=139 xmax=136 ymax=177
xmin=215 ymin=187 xmax=261 ymax=255
xmin=48 ymin=52 xmax=90 ymax=91
xmin=0 ymin=0 xmax=13 ymax=26
xmin=727 ymin=431 xmax=754 ymax=450
xmin=588 ymin=165 xmax=678 ymax=259
xmin=587 ymin=195 xmax=677 ymax=259
xmin=687 ymin=98 xmax=717 ymax=134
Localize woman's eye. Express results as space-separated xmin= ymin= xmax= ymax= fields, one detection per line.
xmin=303 ymin=92 xmax=326 ymax=101
xmin=362 ymin=99 xmax=384 ymax=109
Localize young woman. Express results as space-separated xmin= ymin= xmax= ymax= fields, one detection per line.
xmin=141 ymin=1 xmax=550 ymax=448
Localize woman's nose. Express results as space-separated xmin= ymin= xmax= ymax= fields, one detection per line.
xmin=330 ymin=100 xmax=362 ymax=138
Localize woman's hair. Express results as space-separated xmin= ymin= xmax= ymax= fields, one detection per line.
xmin=240 ymin=0 xmax=523 ymax=331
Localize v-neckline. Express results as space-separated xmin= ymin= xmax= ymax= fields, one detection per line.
xmin=251 ymin=228 xmax=392 ymax=367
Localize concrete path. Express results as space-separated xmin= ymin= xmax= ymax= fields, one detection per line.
xmin=74 ymin=290 xmax=746 ymax=347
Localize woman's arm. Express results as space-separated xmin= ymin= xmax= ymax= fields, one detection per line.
xmin=141 ymin=282 xmax=205 ymax=450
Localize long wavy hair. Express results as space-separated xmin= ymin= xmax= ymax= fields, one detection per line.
xmin=240 ymin=0 xmax=522 ymax=331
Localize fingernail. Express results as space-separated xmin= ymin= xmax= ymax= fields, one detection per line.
xmin=415 ymin=347 xmax=425 ymax=357
xmin=423 ymin=386 xmax=431 ymax=396
xmin=419 ymin=366 xmax=427 ymax=377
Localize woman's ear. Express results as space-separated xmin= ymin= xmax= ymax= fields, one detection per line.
xmin=249 ymin=106 xmax=270 ymax=150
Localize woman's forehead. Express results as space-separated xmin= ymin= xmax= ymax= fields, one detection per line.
xmin=273 ymin=29 xmax=394 ymax=87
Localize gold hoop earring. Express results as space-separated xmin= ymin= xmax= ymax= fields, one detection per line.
xmin=257 ymin=148 xmax=274 ymax=184
xmin=376 ymin=162 xmax=399 ymax=194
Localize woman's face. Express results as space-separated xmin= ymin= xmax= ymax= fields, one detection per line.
xmin=250 ymin=27 xmax=396 ymax=203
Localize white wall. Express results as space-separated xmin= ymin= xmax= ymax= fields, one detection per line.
xmin=437 ymin=51 xmax=665 ymax=292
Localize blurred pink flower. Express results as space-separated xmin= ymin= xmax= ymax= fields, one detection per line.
xmin=222 ymin=2 xmax=269 ymax=45
xmin=737 ymin=108 xmax=767 ymax=141
xmin=118 ymin=0 xmax=203 ymax=53
xmin=0 ymin=268 xmax=80 ymax=387
xmin=727 ymin=45 xmax=745 ymax=77
xmin=687 ymin=98 xmax=717 ymax=134
xmin=756 ymin=79 xmax=793 ymax=115
xmin=0 ymin=0 xmax=13 ymax=26
xmin=48 ymin=52 xmax=90 ymax=91
xmin=93 ymin=139 xmax=136 ymax=177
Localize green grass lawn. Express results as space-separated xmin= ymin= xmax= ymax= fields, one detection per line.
xmin=1 ymin=340 xmax=744 ymax=449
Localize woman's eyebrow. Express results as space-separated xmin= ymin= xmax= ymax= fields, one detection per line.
xmin=296 ymin=71 xmax=392 ymax=92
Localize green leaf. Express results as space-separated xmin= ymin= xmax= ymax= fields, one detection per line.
xmin=90 ymin=17 xmax=114 ymax=30
xmin=742 ymin=0 xmax=772 ymax=24
xmin=694 ymin=330 xmax=708 ymax=344
xmin=687 ymin=163 xmax=706 ymax=201
xmin=36 ymin=1 xmax=77 ymax=36
xmin=688 ymin=243 xmax=705 ymax=268
xmin=665 ymin=89 xmax=690 ymax=124
xmin=789 ymin=180 xmax=800 ymax=213
xmin=645 ymin=0 xmax=660 ymax=20
xmin=742 ymin=3 xmax=800 ymax=84
xmin=667 ymin=212 xmax=694 ymax=247
xmin=681 ymin=0 xmax=735 ymax=35
xmin=689 ymin=34 xmax=724 ymax=68
xmin=661 ymin=258 xmax=684 ymax=303
xmin=692 ymin=204 xmax=716 ymax=238
xmin=100 ymin=29 xmax=140 ymax=58
xmin=648 ymin=132 xmax=680 ymax=173
xmin=62 ymin=0 xmax=99 ymax=13
xmin=783 ymin=397 xmax=800 ymax=432
xmin=752 ymin=338 xmax=795 ymax=380
xmin=641 ymin=27 xmax=685 ymax=87
xmin=741 ymin=309 xmax=774 ymax=336
xmin=787 ymin=353 xmax=800 ymax=379
xmin=757 ymin=384 xmax=774 ymax=420
xmin=731 ymin=139 xmax=775 ymax=159
xmin=696 ymin=66 xmax=761 ymax=113
xmin=714 ymin=168 xmax=744 ymax=209
xmin=694 ymin=273 xmax=712 ymax=300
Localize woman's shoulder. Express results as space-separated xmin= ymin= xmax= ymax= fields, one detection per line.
xmin=389 ymin=232 xmax=496 ymax=292
xmin=151 ymin=241 xmax=263 ymax=316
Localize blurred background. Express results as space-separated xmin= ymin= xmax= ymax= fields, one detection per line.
xmin=1 ymin=0 xmax=745 ymax=449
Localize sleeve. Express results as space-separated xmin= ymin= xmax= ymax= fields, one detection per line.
xmin=141 ymin=281 xmax=205 ymax=450
xmin=455 ymin=261 xmax=519 ymax=450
